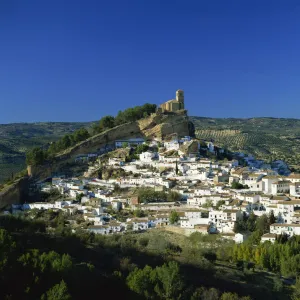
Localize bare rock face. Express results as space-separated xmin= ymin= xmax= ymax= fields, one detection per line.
xmin=57 ymin=111 xmax=191 ymax=158
xmin=138 ymin=111 xmax=190 ymax=140
xmin=0 ymin=177 xmax=29 ymax=209
xmin=28 ymin=111 xmax=194 ymax=179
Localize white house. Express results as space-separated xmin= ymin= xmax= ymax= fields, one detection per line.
xmin=129 ymin=218 xmax=150 ymax=231
xmin=270 ymin=223 xmax=300 ymax=237
xmin=261 ymin=233 xmax=276 ymax=243
xmin=164 ymin=140 xmax=180 ymax=151
xmin=23 ymin=202 xmax=54 ymax=210
xmin=139 ymin=151 xmax=156 ymax=162
xmin=271 ymin=181 xmax=290 ymax=195
xmin=234 ymin=233 xmax=244 ymax=244
xmin=209 ymin=209 xmax=243 ymax=233
xmin=262 ymin=176 xmax=282 ymax=194
xmin=184 ymin=210 xmax=202 ymax=219
xmin=112 ymin=201 xmax=122 ymax=211
xmin=244 ymin=194 xmax=260 ymax=204
xmin=180 ymin=217 xmax=210 ymax=229
xmin=88 ymin=225 xmax=111 ymax=235
xmin=288 ymin=173 xmax=300 ymax=183
xmin=115 ymin=138 xmax=144 ymax=148
xmin=244 ymin=173 xmax=264 ymax=191
xmin=290 ymin=182 xmax=300 ymax=197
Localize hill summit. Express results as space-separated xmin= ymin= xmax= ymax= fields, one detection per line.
xmin=26 ymin=90 xmax=194 ymax=178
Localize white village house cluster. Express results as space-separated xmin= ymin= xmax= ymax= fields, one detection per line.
xmin=9 ymin=91 xmax=300 ymax=244
xmin=10 ymin=134 xmax=300 ymax=244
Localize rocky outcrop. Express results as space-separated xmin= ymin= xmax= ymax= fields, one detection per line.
xmin=0 ymin=177 xmax=29 ymax=210
xmin=28 ymin=111 xmax=194 ymax=179
xmin=138 ymin=111 xmax=190 ymax=140
xmin=54 ymin=111 xmax=191 ymax=159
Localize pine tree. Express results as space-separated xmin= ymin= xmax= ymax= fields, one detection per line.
xmin=175 ymin=160 xmax=179 ymax=175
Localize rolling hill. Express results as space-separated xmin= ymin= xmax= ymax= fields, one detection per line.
xmin=1 ymin=116 xmax=300 ymax=183
xmin=0 ymin=122 xmax=91 ymax=182
xmin=191 ymin=116 xmax=300 ymax=168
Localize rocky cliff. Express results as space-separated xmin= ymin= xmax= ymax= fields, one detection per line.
xmin=0 ymin=177 xmax=29 ymax=210
xmin=0 ymin=112 xmax=193 ymax=209
xmin=55 ymin=111 xmax=192 ymax=159
xmin=138 ymin=110 xmax=191 ymax=139
xmin=28 ymin=111 xmax=193 ymax=179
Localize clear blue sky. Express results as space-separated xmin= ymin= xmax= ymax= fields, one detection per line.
xmin=1 ymin=0 xmax=300 ymax=123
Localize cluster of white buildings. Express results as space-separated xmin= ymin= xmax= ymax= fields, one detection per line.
xmin=12 ymin=135 xmax=300 ymax=243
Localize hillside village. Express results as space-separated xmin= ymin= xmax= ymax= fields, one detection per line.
xmin=7 ymin=90 xmax=300 ymax=245
xmin=10 ymin=131 xmax=300 ymax=243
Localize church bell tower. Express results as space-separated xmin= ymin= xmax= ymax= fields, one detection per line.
xmin=176 ymin=89 xmax=184 ymax=110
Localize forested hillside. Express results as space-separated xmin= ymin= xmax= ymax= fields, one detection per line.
xmin=191 ymin=117 xmax=300 ymax=168
xmin=0 ymin=122 xmax=90 ymax=182
xmin=0 ymin=104 xmax=158 ymax=183
xmin=0 ymin=211 xmax=297 ymax=300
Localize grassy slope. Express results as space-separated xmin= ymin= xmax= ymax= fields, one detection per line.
xmin=191 ymin=116 xmax=300 ymax=167
xmin=129 ymin=229 xmax=291 ymax=299
xmin=0 ymin=122 xmax=92 ymax=182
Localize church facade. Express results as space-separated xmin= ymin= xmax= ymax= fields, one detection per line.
xmin=158 ymin=90 xmax=185 ymax=113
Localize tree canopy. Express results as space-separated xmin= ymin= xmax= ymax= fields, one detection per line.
xmin=26 ymin=127 xmax=90 ymax=166
xmin=93 ymin=103 xmax=157 ymax=134
xmin=169 ymin=211 xmax=180 ymax=224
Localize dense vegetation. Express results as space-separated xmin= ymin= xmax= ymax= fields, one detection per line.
xmin=25 ymin=128 xmax=90 ymax=166
xmin=231 ymin=182 xmax=249 ymax=189
xmin=0 ymin=122 xmax=89 ymax=183
xmin=191 ymin=116 xmax=300 ymax=169
xmin=231 ymin=211 xmax=300 ymax=279
xmin=0 ymin=209 xmax=298 ymax=299
xmin=92 ymin=103 xmax=157 ymax=134
xmin=25 ymin=104 xmax=157 ymax=167
xmin=135 ymin=187 xmax=182 ymax=203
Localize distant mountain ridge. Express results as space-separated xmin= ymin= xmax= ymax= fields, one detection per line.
xmin=191 ymin=116 xmax=300 ymax=169
xmin=0 ymin=122 xmax=91 ymax=182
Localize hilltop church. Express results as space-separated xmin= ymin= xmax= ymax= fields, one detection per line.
xmin=158 ymin=89 xmax=185 ymax=113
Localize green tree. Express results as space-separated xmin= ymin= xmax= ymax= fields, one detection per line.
xmin=73 ymin=128 xmax=90 ymax=143
xmin=256 ymin=214 xmax=269 ymax=233
xmin=231 ymin=182 xmax=246 ymax=189
xmin=135 ymin=144 xmax=149 ymax=154
xmin=26 ymin=147 xmax=47 ymax=166
xmin=137 ymin=187 xmax=167 ymax=203
xmin=99 ymin=115 xmax=115 ymax=131
xmin=133 ymin=209 xmax=145 ymax=218
xmin=169 ymin=211 xmax=180 ymax=224
xmin=273 ymin=275 xmax=283 ymax=292
xmin=76 ymin=193 xmax=84 ymax=202
xmin=216 ymin=200 xmax=225 ymax=209
xmin=220 ymin=292 xmax=239 ymax=300
xmin=202 ymin=200 xmax=213 ymax=208
xmin=246 ymin=230 xmax=263 ymax=245
xmin=167 ymin=191 xmax=182 ymax=202
xmin=269 ymin=210 xmax=276 ymax=225
xmin=292 ymin=277 xmax=300 ymax=300
xmin=91 ymin=122 xmax=101 ymax=134
xmin=48 ymin=142 xmax=58 ymax=155
xmin=246 ymin=212 xmax=256 ymax=232
xmin=154 ymin=261 xmax=184 ymax=299
xmin=41 ymin=280 xmax=71 ymax=300
xmin=126 ymin=265 xmax=155 ymax=298
xmin=61 ymin=135 xmax=72 ymax=148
